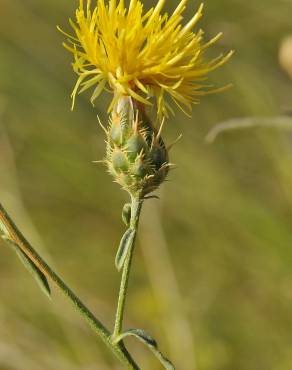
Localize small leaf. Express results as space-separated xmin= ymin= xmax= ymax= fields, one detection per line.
xmin=115 ymin=228 xmax=136 ymax=271
xmin=122 ymin=203 xmax=131 ymax=226
xmin=6 ymin=239 xmax=51 ymax=299
xmin=114 ymin=329 xmax=175 ymax=370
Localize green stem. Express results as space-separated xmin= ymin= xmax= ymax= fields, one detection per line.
xmin=0 ymin=203 xmax=139 ymax=370
xmin=113 ymin=196 xmax=143 ymax=339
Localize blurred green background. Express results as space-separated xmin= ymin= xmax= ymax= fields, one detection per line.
xmin=1 ymin=1 xmax=292 ymax=369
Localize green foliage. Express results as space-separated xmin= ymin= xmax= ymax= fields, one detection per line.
xmin=6 ymin=239 xmax=51 ymax=299
xmin=0 ymin=204 xmax=51 ymax=298
xmin=122 ymin=203 xmax=132 ymax=226
xmin=114 ymin=329 xmax=175 ymax=370
xmin=115 ymin=228 xmax=136 ymax=271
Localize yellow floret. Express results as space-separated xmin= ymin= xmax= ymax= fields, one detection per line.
xmin=60 ymin=0 xmax=233 ymax=118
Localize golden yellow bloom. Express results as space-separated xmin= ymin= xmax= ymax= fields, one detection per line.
xmin=60 ymin=0 xmax=233 ymax=117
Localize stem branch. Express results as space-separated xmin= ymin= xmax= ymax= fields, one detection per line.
xmin=113 ymin=196 xmax=143 ymax=339
xmin=0 ymin=202 xmax=139 ymax=370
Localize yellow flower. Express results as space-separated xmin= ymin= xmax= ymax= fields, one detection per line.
xmin=60 ymin=0 xmax=233 ymax=118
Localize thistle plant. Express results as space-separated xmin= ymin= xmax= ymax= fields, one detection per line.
xmin=0 ymin=1 xmax=232 ymax=369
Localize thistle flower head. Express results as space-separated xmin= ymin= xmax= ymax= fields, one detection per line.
xmin=60 ymin=0 xmax=233 ymax=118
xmin=105 ymin=97 xmax=170 ymax=197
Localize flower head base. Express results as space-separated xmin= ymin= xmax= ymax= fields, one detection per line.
xmin=105 ymin=97 xmax=170 ymax=196
xmin=60 ymin=0 xmax=233 ymax=118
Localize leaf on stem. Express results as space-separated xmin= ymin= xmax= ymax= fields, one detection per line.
xmin=114 ymin=328 xmax=175 ymax=370
xmin=122 ymin=203 xmax=131 ymax=227
xmin=115 ymin=228 xmax=136 ymax=271
xmin=5 ymin=238 xmax=51 ymax=299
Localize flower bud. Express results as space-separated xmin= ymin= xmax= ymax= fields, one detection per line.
xmin=105 ymin=97 xmax=170 ymax=197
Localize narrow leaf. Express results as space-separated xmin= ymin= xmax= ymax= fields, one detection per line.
xmin=115 ymin=228 xmax=136 ymax=271
xmin=6 ymin=239 xmax=51 ymax=299
xmin=122 ymin=203 xmax=131 ymax=227
xmin=115 ymin=329 xmax=175 ymax=370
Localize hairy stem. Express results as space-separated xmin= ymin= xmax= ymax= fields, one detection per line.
xmin=113 ymin=196 xmax=143 ymax=339
xmin=0 ymin=203 xmax=139 ymax=370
